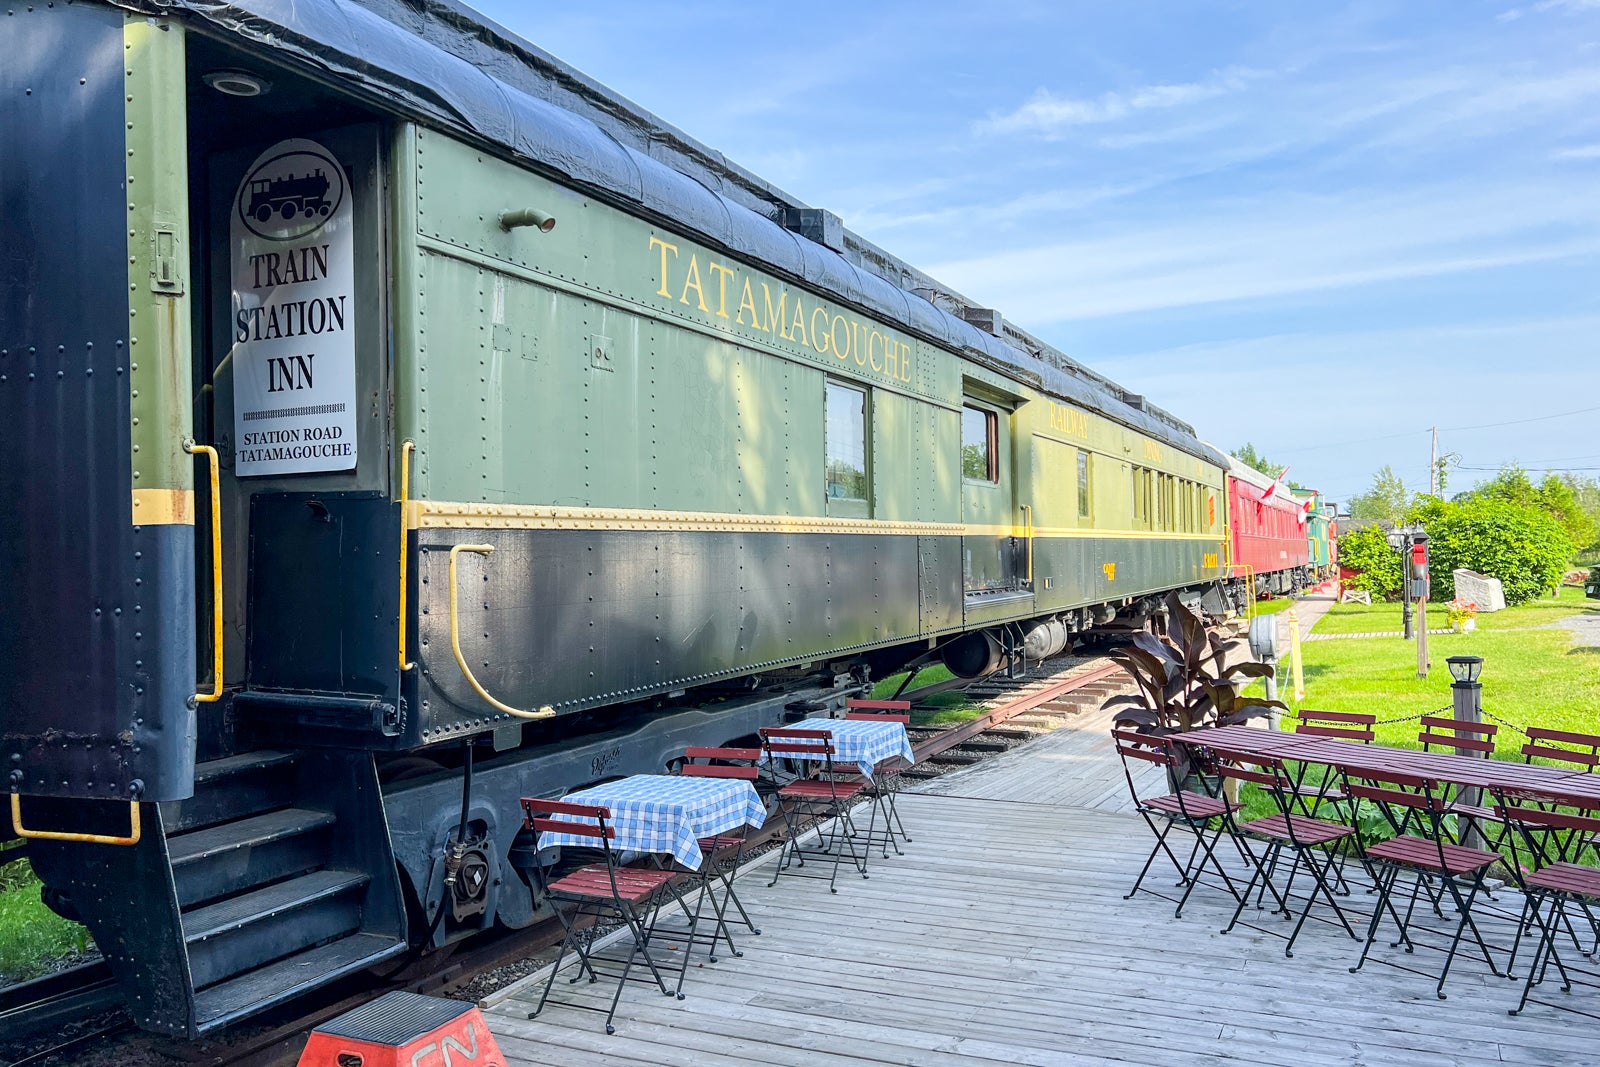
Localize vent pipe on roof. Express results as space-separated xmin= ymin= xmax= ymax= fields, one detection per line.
xmin=780 ymin=207 xmax=844 ymax=252
xmin=959 ymin=307 xmax=1004 ymax=336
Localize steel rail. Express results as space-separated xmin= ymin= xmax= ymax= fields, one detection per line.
xmin=909 ymin=660 xmax=1128 ymax=765
xmin=0 ymin=962 xmax=123 ymax=1045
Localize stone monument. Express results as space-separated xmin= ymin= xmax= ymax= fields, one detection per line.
xmin=1453 ymin=569 xmax=1506 ymax=612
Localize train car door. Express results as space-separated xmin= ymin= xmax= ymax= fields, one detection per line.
xmin=189 ymin=59 xmax=400 ymax=751
xmin=959 ymin=392 xmax=1031 ymax=623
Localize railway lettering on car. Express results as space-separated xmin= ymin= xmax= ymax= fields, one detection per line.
xmin=1047 ymin=403 xmax=1090 ymax=438
xmin=649 ymin=235 xmax=915 ymax=384
xmin=1103 ymin=562 xmax=1117 ymax=581
xmin=1203 ymin=553 xmax=1220 ymax=569
xmin=230 ymin=136 xmax=359 ymax=476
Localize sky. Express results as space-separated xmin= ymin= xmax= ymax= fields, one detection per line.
xmin=472 ymin=0 xmax=1600 ymax=506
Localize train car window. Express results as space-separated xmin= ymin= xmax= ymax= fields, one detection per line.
xmin=1077 ymin=451 xmax=1091 ymax=520
xmin=825 ymin=380 xmax=870 ymax=513
xmin=962 ymin=404 xmax=998 ymax=482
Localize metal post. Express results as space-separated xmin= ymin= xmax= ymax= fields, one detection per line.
xmin=1288 ymin=607 xmax=1305 ymax=702
xmin=1400 ymin=531 xmax=1415 ymax=640
xmin=1452 ymin=675 xmax=1485 ymax=850
xmin=1416 ymin=596 xmax=1429 ymax=679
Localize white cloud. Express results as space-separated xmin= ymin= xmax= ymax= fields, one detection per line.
xmin=924 ymin=181 xmax=1600 ymax=323
xmin=1553 ymin=143 xmax=1600 ymax=158
xmin=977 ymin=67 xmax=1263 ymax=136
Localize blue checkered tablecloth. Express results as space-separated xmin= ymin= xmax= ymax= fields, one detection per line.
xmin=785 ymin=718 xmax=915 ymax=778
xmin=534 ymin=774 xmax=765 ymax=870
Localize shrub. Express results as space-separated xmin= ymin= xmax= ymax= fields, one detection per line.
xmin=1410 ymin=497 xmax=1572 ymax=605
xmin=1337 ymin=524 xmax=1402 ymax=597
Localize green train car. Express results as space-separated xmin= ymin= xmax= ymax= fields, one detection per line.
xmin=1 ymin=0 xmax=1243 ymax=1035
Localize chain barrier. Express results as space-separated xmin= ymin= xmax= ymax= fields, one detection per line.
xmin=1478 ymin=705 xmax=1531 ymax=740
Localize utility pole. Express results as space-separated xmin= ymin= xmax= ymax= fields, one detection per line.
xmin=1430 ymin=426 xmax=1438 ymax=497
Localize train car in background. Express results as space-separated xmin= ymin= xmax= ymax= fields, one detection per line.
xmin=1297 ymin=491 xmax=1338 ymax=584
xmin=1225 ymin=458 xmax=1313 ymax=596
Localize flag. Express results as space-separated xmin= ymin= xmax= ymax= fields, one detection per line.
xmin=1297 ymin=495 xmax=1314 ymax=526
xmin=1260 ymin=466 xmax=1290 ymax=503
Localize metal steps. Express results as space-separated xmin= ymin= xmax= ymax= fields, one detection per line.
xmin=168 ymin=807 xmax=337 ymax=907
xmin=192 ymin=933 xmax=407 ymax=1032
xmin=159 ymin=749 xmax=405 ymax=1034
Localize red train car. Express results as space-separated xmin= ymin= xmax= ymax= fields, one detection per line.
xmin=1226 ymin=457 xmax=1312 ymax=596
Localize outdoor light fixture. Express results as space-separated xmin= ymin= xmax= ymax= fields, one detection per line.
xmin=1386 ymin=530 xmax=1404 ymax=550
xmin=1446 ymin=655 xmax=1483 ymax=685
xmin=499 ymin=208 xmax=557 ymax=233
xmin=203 ymin=70 xmax=271 ymax=97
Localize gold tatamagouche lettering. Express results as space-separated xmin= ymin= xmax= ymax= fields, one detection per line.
xmin=680 ymin=255 xmax=710 ymax=312
xmin=646 ymin=235 xmax=919 ymax=386
xmin=737 ymin=278 xmax=761 ymax=328
xmin=707 ymin=262 xmax=735 ymax=319
xmin=650 ymin=235 xmax=679 ymax=298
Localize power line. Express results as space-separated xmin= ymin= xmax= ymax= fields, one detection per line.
xmin=1442 ymin=405 xmax=1600 ymax=433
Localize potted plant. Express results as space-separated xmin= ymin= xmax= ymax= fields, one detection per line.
xmin=1446 ymin=598 xmax=1478 ymax=633
xmin=1106 ymin=591 xmax=1287 ymax=791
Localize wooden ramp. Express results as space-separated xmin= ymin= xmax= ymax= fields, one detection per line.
xmin=486 ymin=731 xmax=1594 ymax=1066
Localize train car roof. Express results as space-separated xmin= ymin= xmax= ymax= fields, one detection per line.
xmin=118 ymin=0 xmax=1230 ymax=469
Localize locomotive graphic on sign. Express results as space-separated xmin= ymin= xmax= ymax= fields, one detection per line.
xmin=246 ymin=169 xmax=331 ymax=223
xmin=237 ymin=144 xmax=346 ymax=241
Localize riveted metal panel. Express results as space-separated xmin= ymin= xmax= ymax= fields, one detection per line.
xmin=0 ymin=5 xmax=194 ymax=801
xmin=408 ymin=527 xmax=928 ymax=744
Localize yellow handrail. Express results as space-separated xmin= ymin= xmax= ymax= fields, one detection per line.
xmin=184 ymin=440 xmax=222 ymax=703
xmin=11 ymin=794 xmax=142 ymax=846
xmin=1019 ymin=504 xmax=1034 ymax=584
xmin=447 ymin=544 xmax=556 ymax=719
xmin=398 ymin=440 xmax=416 ymax=672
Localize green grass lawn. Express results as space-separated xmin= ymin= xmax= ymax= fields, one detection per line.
xmin=870 ymin=664 xmax=988 ymax=725
xmin=0 ymin=856 xmax=87 ymax=980
xmin=1286 ymin=586 xmax=1600 ymax=756
xmin=1249 ymin=597 xmax=1296 ymax=618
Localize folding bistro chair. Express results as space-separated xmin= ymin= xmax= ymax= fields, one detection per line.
xmin=1288 ymin=710 xmax=1376 ymax=813
xmin=1494 ymin=786 xmax=1600 ymax=1015
xmin=520 ymin=799 xmax=681 ymax=1033
xmin=1111 ymin=729 xmax=1244 ymax=917
xmin=1418 ymin=715 xmax=1506 ymax=847
xmin=1522 ymin=727 xmax=1600 ymax=773
xmin=760 ymin=727 xmax=869 ymax=893
xmin=675 ymin=746 xmax=763 ymax=958
xmin=1217 ymin=757 xmax=1359 ymax=957
xmin=844 ymin=698 xmax=914 ymax=855
xmin=1342 ymin=768 xmax=1504 ymax=998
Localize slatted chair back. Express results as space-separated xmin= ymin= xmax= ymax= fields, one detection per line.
xmin=845 ymin=710 xmax=911 ymax=724
xmin=678 ymin=746 xmax=761 ymax=781
xmin=1294 ymin=709 xmax=1376 ymax=743
xmin=1418 ymin=715 xmax=1497 ymax=756
xmin=760 ymin=727 xmax=842 ymax=794
xmin=847 ymin=698 xmax=911 ymax=714
xmin=1111 ymin=729 xmax=1195 ymax=813
xmin=1521 ymin=727 xmax=1600 ymax=772
xmin=1341 ymin=768 xmax=1448 ymax=841
xmin=1492 ymin=786 xmax=1600 ymax=872
xmin=520 ymin=799 xmax=624 ymax=896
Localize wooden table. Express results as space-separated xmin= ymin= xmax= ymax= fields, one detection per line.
xmin=1176 ymin=725 xmax=1600 ymax=801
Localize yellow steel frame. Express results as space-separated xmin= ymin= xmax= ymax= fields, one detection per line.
xmin=398 ymin=440 xmax=416 ymax=672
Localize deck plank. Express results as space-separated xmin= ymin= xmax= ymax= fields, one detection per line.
xmin=489 ymin=706 xmax=1594 ymax=1065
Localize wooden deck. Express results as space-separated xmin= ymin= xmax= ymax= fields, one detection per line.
xmin=484 ymin=709 xmax=1596 ymax=1066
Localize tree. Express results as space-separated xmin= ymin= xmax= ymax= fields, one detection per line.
xmin=1338 ymin=524 xmax=1403 ymax=597
xmin=1460 ymin=465 xmax=1596 ymax=557
xmin=1347 ymin=465 xmax=1413 ymax=525
xmin=1409 ymin=496 xmax=1572 ymax=605
xmin=1230 ymin=442 xmax=1285 ymax=480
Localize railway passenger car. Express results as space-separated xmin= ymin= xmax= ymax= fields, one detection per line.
xmin=1 ymin=0 xmax=1258 ymax=1037
xmin=1225 ymin=458 xmax=1313 ymax=596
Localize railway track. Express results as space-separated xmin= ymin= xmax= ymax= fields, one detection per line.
xmin=0 ymin=654 xmax=1135 ymax=1066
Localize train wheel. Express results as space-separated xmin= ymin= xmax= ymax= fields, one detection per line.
xmin=254 ymin=204 xmax=273 ymax=223
xmin=280 ymin=202 xmax=297 ymax=220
